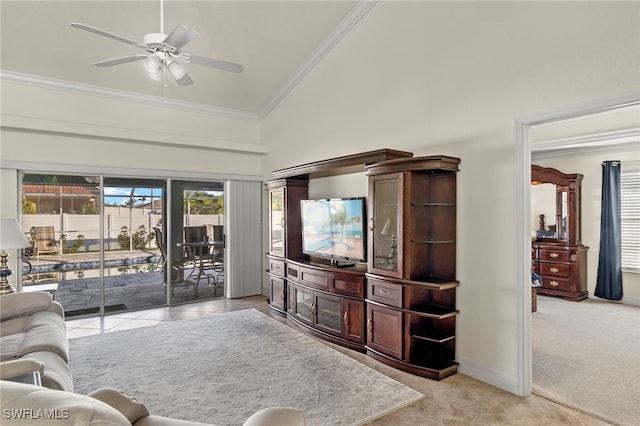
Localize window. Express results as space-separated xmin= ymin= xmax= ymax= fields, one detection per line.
xmin=621 ymin=163 xmax=640 ymax=273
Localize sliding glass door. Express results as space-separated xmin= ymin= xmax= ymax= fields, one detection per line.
xmin=21 ymin=173 xmax=226 ymax=317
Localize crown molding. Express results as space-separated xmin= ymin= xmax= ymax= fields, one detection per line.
xmin=0 ymin=70 xmax=259 ymax=122
xmin=258 ymin=0 xmax=378 ymax=120
xmin=531 ymin=127 xmax=640 ymax=159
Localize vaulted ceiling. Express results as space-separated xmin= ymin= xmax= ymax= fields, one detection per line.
xmin=0 ymin=1 xmax=364 ymax=118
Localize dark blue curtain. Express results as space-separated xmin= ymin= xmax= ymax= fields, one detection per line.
xmin=595 ymin=161 xmax=623 ymax=300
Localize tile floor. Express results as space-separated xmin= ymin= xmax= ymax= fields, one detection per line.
xmin=66 ymin=296 xmax=612 ymax=425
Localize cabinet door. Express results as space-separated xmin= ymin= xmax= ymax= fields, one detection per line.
xmin=268 ymin=187 xmax=285 ymax=256
xmin=367 ymin=303 xmax=403 ymax=359
xmin=315 ymin=292 xmax=342 ymax=336
xmin=293 ymin=285 xmax=314 ymax=326
xmin=368 ymin=173 xmax=403 ymax=278
xmin=269 ymin=276 xmax=286 ymax=311
xmin=343 ymin=299 xmax=365 ymax=343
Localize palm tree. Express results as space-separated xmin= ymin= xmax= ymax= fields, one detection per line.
xmin=329 ymin=203 xmax=361 ymax=241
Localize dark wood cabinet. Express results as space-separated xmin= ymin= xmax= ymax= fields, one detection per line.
xmin=286 ymin=260 xmax=366 ymax=349
xmin=266 ymin=150 xmax=459 ymax=380
xmin=365 ymin=156 xmax=460 ymax=380
xmin=265 ymin=179 xmax=308 ymax=314
xmin=531 ymin=165 xmax=588 ymax=301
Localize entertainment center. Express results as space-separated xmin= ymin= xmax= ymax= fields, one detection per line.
xmin=266 ymin=149 xmax=461 ymax=380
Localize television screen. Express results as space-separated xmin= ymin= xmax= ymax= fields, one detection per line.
xmin=301 ymin=198 xmax=367 ymax=263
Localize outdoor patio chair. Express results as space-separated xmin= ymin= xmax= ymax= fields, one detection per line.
xmin=34 ymin=226 xmax=60 ymax=260
xmin=153 ymin=227 xmax=198 ymax=297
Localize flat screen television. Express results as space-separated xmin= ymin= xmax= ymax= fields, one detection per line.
xmin=301 ymin=198 xmax=367 ymax=265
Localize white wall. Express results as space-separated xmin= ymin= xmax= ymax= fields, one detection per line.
xmin=532 ymin=149 xmax=640 ymax=304
xmin=260 ymin=1 xmax=640 ymax=394
xmin=0 ymin=81 xmax=265 ymax=176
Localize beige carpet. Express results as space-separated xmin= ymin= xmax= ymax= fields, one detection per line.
xmin=532 ymin=295 xmax=640 ymax=426
xmin=70 ymin=309 xmax=423 ymax=426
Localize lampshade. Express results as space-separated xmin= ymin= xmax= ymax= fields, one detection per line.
xmin=0 ymin=219 xmax=30 ymax=249
xmin=380 ymin=218 xmax=393 ymax=236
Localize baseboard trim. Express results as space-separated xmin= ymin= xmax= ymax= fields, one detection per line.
xmin=457 ymin=356 xmax=521 ymax=396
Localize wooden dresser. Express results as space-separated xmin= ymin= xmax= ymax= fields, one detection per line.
xmin=532 ymin=242 xmax=588 ymax=301
xmin=531 ymin=165 xmax=588 ymax=301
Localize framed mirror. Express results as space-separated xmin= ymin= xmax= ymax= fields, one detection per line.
xmin=531 ymin=165 xmax=583 ymax=245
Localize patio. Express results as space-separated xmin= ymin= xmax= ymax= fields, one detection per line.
xmin=23 ymin=250 xmax=224 ymax=316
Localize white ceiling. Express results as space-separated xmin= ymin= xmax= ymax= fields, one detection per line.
xmin=0 ymin=0 xmax=362 ymax=118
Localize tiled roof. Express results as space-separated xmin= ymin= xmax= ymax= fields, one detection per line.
xmin=23 ymin=185 xmax=97 ymax=196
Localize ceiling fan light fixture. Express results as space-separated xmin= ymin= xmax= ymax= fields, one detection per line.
xmin=144 ymin=54 xmax=162 ymax=73
xmin=167 ymin=60 xmax=186 ymax=80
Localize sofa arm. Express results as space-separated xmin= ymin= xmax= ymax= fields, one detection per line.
xmin=243 ymin=407 xmax=306 ymax=426
xmin=0 ymin=292 xmax=61 ymax=321
xmin=0 ymin=359 xmax=44 ymax=380
xmin=89 ymin=388 xmax=150 ymax=424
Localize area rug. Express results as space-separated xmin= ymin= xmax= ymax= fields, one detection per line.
xmin=69 ymin=309 xmax=423 ymax=425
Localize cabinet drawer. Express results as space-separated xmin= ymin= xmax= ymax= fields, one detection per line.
xmin=541 ymin=276 xmax=571 ymax=292
xmin=286 ymin=264 xmax=300 ymax=283
xmin=332 ymin=274 xmax=364 ymax=298
xmin=539 ymin=262 xmax=570 ymax=277
xmin=539 ymin=250 xmax=570 ymax=262
xmin=299 ymin=266 xmax=329 ymax=291
xmin=269 ymin=259 xmax=286 ymax=277
xmin=368 ymin=278 xmax=402 ymax=308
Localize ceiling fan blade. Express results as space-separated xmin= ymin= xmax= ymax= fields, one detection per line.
xmin=94 ymin=55 xmax=148 ymax=67
xmin=189 ymin=55 xmax=244 ymax=74
xmin=71 ymin=23 xmax=146 ymax=49
xmin=163 ymin=25 xmax=199 ymax=50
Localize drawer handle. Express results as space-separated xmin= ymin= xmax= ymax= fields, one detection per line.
xmin=378 ymin=289 xmax=392 ymax=296
xmin=550 ymin=280 xmax=559 ymax=287
xmin=550 ymin=267 xmax=559 ymax=273
xmin=280 ymin=291 xmax=285 ymax=301
xmin=367 ymin=318 xmax=372 ymax=333
xmin=550 ymin=252 xmax=560 ymax=258
xmin=344 ymin=312 xmax=348 ymax=326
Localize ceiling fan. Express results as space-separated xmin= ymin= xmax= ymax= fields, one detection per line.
xmin=70 ymin=3 xmax=243 ymax=86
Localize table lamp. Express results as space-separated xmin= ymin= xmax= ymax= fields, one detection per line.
xmin=0 ymin=219 xmax=31 ymax=294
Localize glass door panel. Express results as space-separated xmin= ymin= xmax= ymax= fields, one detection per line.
xmin=22 ymin=174 xmax=102 ymax=316
xmin=269 ymin=189 xmax=284 ymax=256
xmin=103 ymin=177 xmax=165 ymax=312
xmin=315 ymin=292 xmax=342 ymax=335
xmin=369 ymin=174 xmax=402 ymax=277
xmin=170 ymin=180 xmax=225 ymax=303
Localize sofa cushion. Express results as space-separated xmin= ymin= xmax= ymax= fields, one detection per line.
xmin=0 ymin=292 xmax=61 ymax=322
xmin=0 ymin=311 xmax=69 ymax=362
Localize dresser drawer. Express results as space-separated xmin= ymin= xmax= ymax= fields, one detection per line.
xmin=541 ymin=276 xmax=571 ymax=292
xmin=368 ymin=278 xmax=402 ymax=308
xmin=539 ymin=249 xmax=570 ymax=262
xmin=539 ymin=262 xmax=570 ymax=278
xmin=332 ymin=273 xmax=364 ymax=298
xmin=286 ymin=264 xmax=300 ymax=283
xmin=269 ymin=259 xmax=286 ymax=277
xmin=299 ymin=266 xmax=329 ymax=291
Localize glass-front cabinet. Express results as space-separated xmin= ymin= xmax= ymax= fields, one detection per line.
xmin=365 ymin=156 xmax=461 ymax=380
xmin=368 ymin=173 xmax=403 ymax=278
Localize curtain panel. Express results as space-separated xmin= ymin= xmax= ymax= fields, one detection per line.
xmin=594 ymin=161 xmax=623 ymax=300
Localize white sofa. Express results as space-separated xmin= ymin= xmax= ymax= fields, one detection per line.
xmin=0 ymin=292 xmax=72 ymax=391
xmin=1 ymin=381 xmax=306 ymax=425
